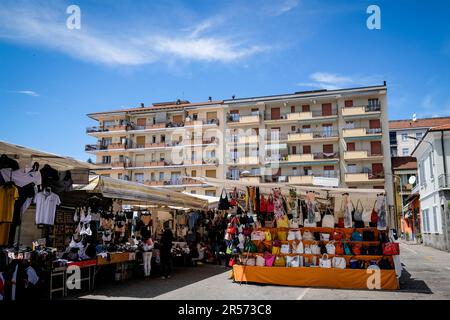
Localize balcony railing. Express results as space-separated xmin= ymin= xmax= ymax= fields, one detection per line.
xmin=144 ymin=178 xmax=202 ymax=186
xmin=342 ymin=103 xmax=381 ymax=115
xmin=227 ymin=113 xmax=260 ymax=123
xmin=264 ymin=110 xmax=338 ymax=121
xmin=346 ymin=170 xmax=385 ymax=180
xmin=438 ymin=174 xmax=450 ymax=189
xmin=290 ymin=170 xmax=338 ymax=178
xmin=86 ymin=124 xmax=128 ymax=133
xmin=85 ymin=143 xmax=128 ymax=151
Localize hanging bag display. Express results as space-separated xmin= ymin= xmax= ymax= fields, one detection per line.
xmin=286 ymin=255 xmax=300 ymax=267
xmin=353 ymin=199 xmax=364 ymax=222
xmin=332 ymin=256 xmax=346 ymax=269
xmin=256 ymin=255 xmax=266 ymax=267
xmin=218 ymin=188 xmax=231 ymax=210
xmin=322 ymin=210 xmax=335 ymax=228
xmin=325 ymin=240 xmax=336 ymax=255
xmin=291 ymin=240 xmax=304 ymax=254
xmin=382 ymin=242 xmax=400 ymax=255
xmin=277 ymin=230 xmax=288 ymax=241
xmin=276 ymin=215 xmax=289 ymax=228
xmin=343 ymin=242 xmax=353 ymax=255
xmin=302 ymin=230 xmax=315 ymax=241
xmin=319 ymin=254 xmax=332 ymax=268
xmin=370 ymin=202 xmax=378 ymax=225
xmin=264 ymin=253 xmax=276 ymax=267
xmin=350 ymin=231 xmax=363 ymax=242
xmin=274 ymin=255 xmax=286 ymax=267
xmin=289 ymin=218 xmax=299 ymax=228
xmin=280 ymin=243 xmax=290 ymax=254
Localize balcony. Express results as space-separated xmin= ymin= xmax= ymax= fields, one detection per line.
xmin=227 ymin=114 xmax=260 ymax=125
xmin=144 ymin=178 xmax=203 ymax=187
xmin=287 ymin=130 xmax=339 ymax=143
xmin=342 ymin=127 xmax=382 ymax=139
xmin=288 ymin=154 xmax=314 ymax=162
xmin=342 ymin=103 xmax=381 ymax=117
xmin=265 ymin=110 xmax=338 ymax=123
xmin=438 ymin=174 xmax=450 ymax=189
xmin=288 ymin=171 xmax=339 ymax=185
xmin=85 ymin=143 xmax=127 ymax=152
xmin=238 ymin=135 xmax=259 ymax=144
xmin=230 ymin=156 xmax=260 ymax=165
xmin=344 ymin=150 xmax=383 ymax=161
xmin=86 ymin=125 xmax=127 ymax=134
xmin=345 ymin=171 xmax=385 ymax=183
xmin=239 ymin=176 xmax=262 ymax=183
xmin=288 ymin=175 xmax=314 ymax=185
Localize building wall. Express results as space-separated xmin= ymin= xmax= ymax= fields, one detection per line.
xmin=394 ymin=128 xmax=426 ymax=156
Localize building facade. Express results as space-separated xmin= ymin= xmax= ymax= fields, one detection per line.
xmin=86 ymin=83 xmax=394 ymax=219
xmin=412 ymin=124 xmax=450 ymax=251
xmin=389 ymin=117 xmax=450 ymax=157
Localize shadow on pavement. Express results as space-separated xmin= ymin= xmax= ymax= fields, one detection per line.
xmin=399 ymin=266 xmax=433 ymax=294
xmin=68 ymin=264 xmax=230 ymax=300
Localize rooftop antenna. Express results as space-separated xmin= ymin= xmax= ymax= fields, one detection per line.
xmin=412 ymin=113 xmax=417 ymax=122
xmin=140 ymin=103 xmax=145 ymax=108
xmin=208 ymin=96 xmax=212 ymax=102
xmin=232 ymin=95 xmax=235 ymax=100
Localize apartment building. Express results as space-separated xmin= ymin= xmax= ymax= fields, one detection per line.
xmin=85 ymin=83 xmax=393 ymax=214
xmin=389 ymin=116 xmax=450 ymax=157
xmin=412 ymin=124 xmax=450 ymax=251
xmin=85 ymin=100 xmax=226 ymax=196
xmin=223 ymin=83 xmax=394 ymax=214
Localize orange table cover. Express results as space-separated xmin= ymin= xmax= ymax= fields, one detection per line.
xmin=233 ymin=265 xmax=398 ymax=290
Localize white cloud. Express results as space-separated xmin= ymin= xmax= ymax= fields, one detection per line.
xmin=268 ymin=0 xmax=300 ymax=16
xmin=14 ymin=90 xmax=40 ymax=97
xmin=0 ymin=2 xmax=267 ymax=66
xmin=298 ymin=72 xmax=382 ymax=90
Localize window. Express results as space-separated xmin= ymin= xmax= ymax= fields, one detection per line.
xmin=160 ymin=153 xmax=165 ymax=161
xmin=159 ymin=172 xmax=165 ymax=181
xmin=303 ymin=145 xmax=311 ymax=154
xmin=206 ymin=170 xmax=216 ymax=178
xmin=402 ymin=148 xmax=409 ymax=156
xmin=432 ymin=206 xmax=439 ymax=234
xmin=191 ymin=190 xmax=197 ymax=194
xmin=134 ymin=173 xmax=144 ymax=184
xmin=302 ymin=125 xmax=311 ymax=133
xmin=324 ymin=165 xmax=335 ymax=178
xmin=344 ymin=100 xmax=353 ymax=107
xmin=102 ymin=138 xmax=112 ymax=146
xmin=103 ymin=120 xmax=115 ymax=127
xmin=419 ymin=160 xmax=426 ymax=186
xmin=322 ymin=124 xmax=333 ymax=137
xmin=345 ymin=121 xmax=354 ymax=129
xmin=251 ymin=168 xmax=260 ymax=176
xmin=151 ymin=172 xmax=155 ymax=181
xmin=301 ymin=105 xmax=310 ymax=112
xmin=422 ymin=209 xmax=430 ymax=233
xmin=401 ymin=133 xmax=408 ymax=142
xmin=321 ymin=103 xmax=332 ymax=116
xmin=304 ymin=166 xmax=312 ymax=176
xmin=251 ymin=109 xmax=259 ymax=116
xmin=415 ymin=132 xmax=423 ymax=141
xmin=292 ymin=167 xmax=298 ymax=176
xmin=292 ymin=146 xmax=297 ymax=155
xmin=205 ymin=190 xmax=216 ymax=197
xmin=230 ymin=168 xmax=240 ymax=180
xmin=191 ymin=170 xmax=197 ymax=177
xmin=347 ymin=142 xmax=356 ymax=152
xmin=102 ymin=156 xmax=111 ymax=164
xmin=290 ymin=106 xmax=296 ymax=113
xmin=429 ymin=153 xmax=434 ymax=179
xmin=291 ymin=126 xmax=296 ymax=132
xmin=348 ymin=164 xmax=357 ymax=174
xmin=323 ymin=144 xmax=334 ymax=154
xmin=161 ymin=135 xmax=165 ymax=143
xmin=152 ymin=136 xmax=156 ymax=143
xmin=118 ymin=173 xmax=122 ymax=180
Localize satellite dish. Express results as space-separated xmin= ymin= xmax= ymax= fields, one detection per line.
xmin=408 ymin=176 xmax=416 ymax=185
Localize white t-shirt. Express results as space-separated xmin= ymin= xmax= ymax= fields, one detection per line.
xmin=0 ymin=168 xmax=42 ymax=187
xmin=34 ymin=191 xmax=61 ymax=225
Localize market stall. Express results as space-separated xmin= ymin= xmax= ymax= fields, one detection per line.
xmin=191 ymin=177 xmax=401 ymax=291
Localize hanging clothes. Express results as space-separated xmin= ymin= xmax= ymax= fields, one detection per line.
xmin=376 ymin=195 xmax=387 ymax=231
xmin=273 ymin=188 xmax=284 ymax=220
xmin=288 ymin=188 xmax=298 ymax=218
xmin=306 ymin=192 xmax=316 ymax=224
xmin=343 ymin=194 xmax=353 ymax=228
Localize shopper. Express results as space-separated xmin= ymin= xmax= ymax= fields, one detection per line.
xmin=141 ymin=237 xmax=154 ymax=278
xmin=160 ymin=226 xmax=174 ymax=279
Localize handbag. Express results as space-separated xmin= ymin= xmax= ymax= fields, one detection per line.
xmin=244 ymin=257 xmax=256 ymax=266
xmin=251 ymin=231 xmax=265 ymax=241
xmin=291 ymin=240 xmax=304 ymax=254
xmin=337 ymin=217 xmax=345 ymax=228
xmin=228 ymin=257 xmax=235 ymax=267
xmin=311 ymin=241 xmax=321 ymax=255
xmin=343 ymin=242 xmax=353 ymax=255
xmin=315 ymin=209 xmax=322 ymax=222
xmin=332 ymin=256 xmax=346 ymax=269
xmin=353 ymin=200 xmax=363 ymax=222
xmin=319 ymin=254 xmax=332 ymax=268
xmin=256 ymin=255 xmax=265 ymax=267
xmin=276 ymin=215 xmax=289 ymax=228
xmin=363 ymin=230 xmax=375 ymax=241
xmin=274 ymin=255 xmax=286 ymax=267
xmin=286 ymin=255 xmax=300 ymax=267
xmin=362 ymin=207 xmax=372 ymax=223
xmin=287 ymin=230 xmax=302 ymax=241
xmin=370 ymin=205 xmax=378 ymax=224
xmin=325 ymin=240 xmax=336 ymax=255
xmin=289 ymin=218 xmax=299 ymax=228
xmin=304 ymin=219 xmax=316 ymax=227
xmin=350 ymin=231 xmax=363 ymax=242
xmin=332 ymin=231 xmax=344 ymax=241
xmin=265 ymin=219 xmax=275 ymax=228
xmin=334 ymin=242 xmax=344 ymax=255
xmin=349 ymin=259 xmax=359 ymax=269
xmin=260 ymin=195 xmax=268 ymax=213
xmin=264 ymin=253 xmax=276 ymax=267
xmin=272 ymin=246 xmax=281 ymax=255
xmin=378 ymin=257 xmax=393 ymax=269
xmin=227 ymin=224 xmax=237 ymax=235
xmin=352 ymin=244 xmax=361 ymax=255
xmin=322 ymin=214 xmax=335 ymax=228
xmin=244 ymin=239 xmax=258 ymax=253
xmin=243 ymin=227 xmax=253 ymax=237
xmin=382 ymin=242 xmax=400 ymax=255
xmin=218 ymin=188 xmax=230 ymax=210
xmin=277 ymin=231 xmax=288 ymax=241
xmin=302 ymin=230 xmax=315 ymax=241
xmin=304 ymin=244 xmax=312 ymax=254
xmin=280 ymin=244 xmax=290 ymax=254
xmin=320 ymin=233 xmax=330 ymax=241
xmin=265 ymin=230 xmax=272 ymax=241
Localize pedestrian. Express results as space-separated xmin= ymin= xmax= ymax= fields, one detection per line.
xmin=160 ymin=226 xmax=174 ymax=279
xmin=140 ymin=237 xmax=154 ymax=278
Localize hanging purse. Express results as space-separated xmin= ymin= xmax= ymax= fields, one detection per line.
xmin=302 ymin=230 xmax=315 ymax=241
xmin=227 ymin=224 xmax=237 ymax=235
xmin=277 ymin=231 xmax=288 ymax=241
xmin=370 ymin=203 xmax=378 ymax=224
xmin=218 ymin=188 xmax=230 ymax=210
xmin=274 ymin=255 xmax=286 ymax=267
xmin=264 ymin=253 xmax=276 ymax=267
xmin=353 ymin=199 xmax=363 ymax=222
xmin=289 ymin=218 xmax=299 ymax=228
xmin=322 ymin=213 xmax=335 ymax=228
xmin=335 ymin=242 xmax=344 ymax=255
xmin=343 ymin=242 xmax=353 ymax=255
xmin=382 ymin=242 xmax=400 ymax=255
xmin=320 ymin=233 xmax=331 ymax=241
xmin=311 ymin=241 xmax=321 ymax=255
xmin=280 ymin=243 xmax=290 ymax=254
xmin=265 ymin=230 xmax=272 ymax=241
xmin=256 ymin=255 xmax=266 ymax=267
xmin=352 ymin=243 xmax=362 ymax=255
xmin=276 ymin=215 xmax=289 ymax=228
xmin=286 ymin=255 xmax=300 ymax=267
xmin=228 ymin=257 xmax=235 ymax=267
xmin=292 ymin=240 xmax=304 ymax=254
xmin=350 ymin=231 xmax=363 ymax=242
xmin=319 ymin=254 xmax=332 ymax=268
xmin=332 ymin=256 xmax=346 ymax=269
xmin=315 ymin=209 xmax=322 ymax=222
xmin=349 ymin=259 xmax=359 ymax=269
xmin=325 ymin=240 xmax=336 ymax=255
xmin=287 ymin=230 xmax=296 ymax=241
xmin=251 ymin=231 xmax=265 ymax=241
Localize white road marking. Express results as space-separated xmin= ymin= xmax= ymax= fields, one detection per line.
xmin=400 ymin=243 xmax=417 ymax=254
xmin=296 ymin=288 xmax=310 ymax=300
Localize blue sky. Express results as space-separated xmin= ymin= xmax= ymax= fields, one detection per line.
xmin=0 ymin=0 xmax=449 ymax=161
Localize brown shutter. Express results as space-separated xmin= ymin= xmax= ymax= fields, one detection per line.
xmin=323 ymin=144 xmax=334 ymax=153
xmin=372 ymin=163 xmax=384 ymax=175
xmin=347 ymin=142 xmax=356 ymax=151
xmin=137 ymin=118 xmax=146 ymax=126
xmin=369 ymin=119 xmax=381 ymax=129
xmin=172 ymin=115 xmax=182 ymax=124
xmin=291 ymin=106 xmax=296 ymax=113
xmin=371 ymin=141 xmax=382 ymax=155
xmin=206 ymin=170 xmax=216 ymax=178
xmin=344 ymin=100 xmax=353 ymax=107
xmin=206 ymin=112 xmax=217 ymax=120
xmin=303 ymin=145 xmax=311 ymax=154
xmin=230 ymin=110 xmax=239 ymax=114
xmin=322 ymin=103 xmax=332 ymax=116
xmin=302 ymin=105 xmax=310 ymax=112
xmin=292 ymin=146 xmax=297 ymax=154
xmin=271 ymin=108 xmax=281 ymax=120
xmin=324 ymin=165 xmax=334 ymax=171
